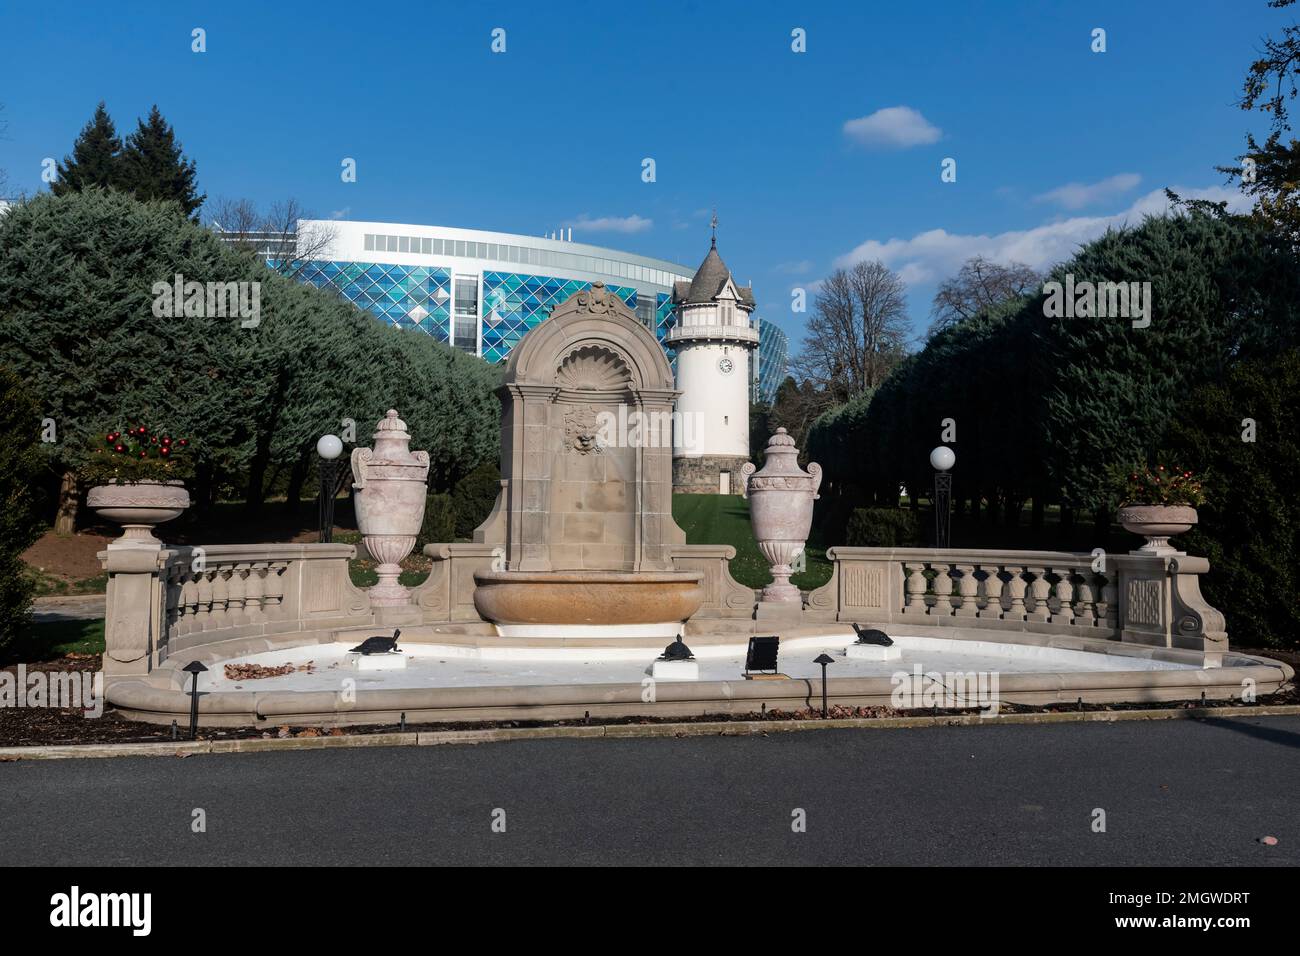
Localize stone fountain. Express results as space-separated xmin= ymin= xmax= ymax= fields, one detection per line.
xmin=468 ymin=282 xmax=704 ymax=636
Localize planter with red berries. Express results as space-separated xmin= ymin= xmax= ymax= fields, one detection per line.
xmin=82 ymin=426 xmax=192 ymax=550
xmin=1114 ymin=463 xmax=1205 ymax=556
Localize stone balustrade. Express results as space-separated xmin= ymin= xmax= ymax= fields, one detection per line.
xmin=99 ymin=540 xmax=1230 ymax=685
xmin=806 ymin=547 xmax=1227 ymax=654
xmin=99 ymin=543 xmax=370 ymax=679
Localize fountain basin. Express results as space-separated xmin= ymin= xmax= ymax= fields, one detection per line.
xmin=473 ymin=570 xmax=705 ymax=628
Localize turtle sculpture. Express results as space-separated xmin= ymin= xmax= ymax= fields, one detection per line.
xmin=350 ymin=629 xmax=401 ymax=655
xmin=851 ymin=624 xmax=893 ymax=646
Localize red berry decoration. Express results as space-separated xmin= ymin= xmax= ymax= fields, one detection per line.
xmin=115 ymin=444 xmax=125 ymax=453
xmin=160 ymin=446 xmax=170 ymax=456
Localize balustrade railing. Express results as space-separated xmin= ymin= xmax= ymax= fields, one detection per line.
xmin=99 ymin=543 xmax=370 ymax=678
xmin=808 ymin=546 xmax=1226 ymax=654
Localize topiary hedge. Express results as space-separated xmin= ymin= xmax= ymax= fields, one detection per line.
xmin=0 ymin=366 xmax=51 ymax=657
xmin=845 ymin=507 xmax=921 ymax=548
xmin=1162 ymin=348 xmax=1300 ymax=649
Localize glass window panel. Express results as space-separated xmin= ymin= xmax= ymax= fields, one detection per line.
xmin=386 ymin=235 xmax=398 ymax=252
xmin=399 ymin=236 xmax=410 ymax=253
xmin=364 ymin=234 xmax=374 ymax=251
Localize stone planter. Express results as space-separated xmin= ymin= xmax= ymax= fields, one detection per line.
xmin=87 ymin=480 xmax=190 ymax=550
xmin=352 ymin=410 xmax=429 ymax=606
xmin=1117 ymin=504 xmax=1198 ymax=556
xmin=740 ymin=428 xmax=821 ymax=604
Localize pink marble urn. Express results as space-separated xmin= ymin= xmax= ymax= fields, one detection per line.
xmin=740 ymin=428 xmax=822 ymax=603
xmin=351 ymin=410 xmax=430 ymax=606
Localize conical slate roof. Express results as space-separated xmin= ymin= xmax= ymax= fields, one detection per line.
xmin=673 ymin=241 xmax=755 ymax=308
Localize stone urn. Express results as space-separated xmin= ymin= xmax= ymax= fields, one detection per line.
xmin=87 ymin=480 xmax=190 ymax=550
xmin=352 ymin=410 xmax=430 ymax=606
xmin=740 ymin=428 xmax=822 ymax=603
xmin=1117 ymin=504 xmax=1198 ymax=556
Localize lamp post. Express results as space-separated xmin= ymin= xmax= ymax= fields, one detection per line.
xmin=814 ymin=653 xmax=835 ymax=717
xmin=182 ymin=661 xmax=207 ymax=740
xmin=317 ymin=434 xmax=344 ymax=544
xmin=930 ymin=445 xmax=955 ymax=549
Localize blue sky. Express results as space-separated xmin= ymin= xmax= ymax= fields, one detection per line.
xmin=0 ymin=0 xmax=1283 ymax=348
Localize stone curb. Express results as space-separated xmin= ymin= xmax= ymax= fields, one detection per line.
xmin=1 ymin=703 xmax=1297 ymax=760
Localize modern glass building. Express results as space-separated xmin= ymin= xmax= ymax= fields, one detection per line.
xmin=754 ymin=319 xmax=788 ymax=405
xmin=273 ymin=220 xmax=787 ymax=396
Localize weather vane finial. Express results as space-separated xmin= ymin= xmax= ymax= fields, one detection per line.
xmin=710 ymin=208 xmax=718 ymax=248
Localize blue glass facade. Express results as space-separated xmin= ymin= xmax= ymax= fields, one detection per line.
xmin=481 ymin=273 xmax=639 ymax=363
xmin=293 ymin=259 xmax=787 ymax=399
xmin=756 ymin=319 xmax=789 ymax=404
xmin=298 ymin=261 xmax=453 ymax=340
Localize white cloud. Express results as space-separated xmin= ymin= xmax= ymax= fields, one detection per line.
xmin=833 ymin=185 xmax=1250 ymax=286
xmin=843 ymin=106 xmax=942 ymax=149
xmin=1034 ymin=173 xmax=1141 ymax=210
xmin=564 ymin=213 xmax=653 ymax=234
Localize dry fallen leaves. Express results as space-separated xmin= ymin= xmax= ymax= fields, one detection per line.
xmin=223 ymin=660 xmax=315 ymax=680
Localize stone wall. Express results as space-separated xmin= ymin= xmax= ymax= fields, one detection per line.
xmin=672 ymin=454 xmax=751 ymax=494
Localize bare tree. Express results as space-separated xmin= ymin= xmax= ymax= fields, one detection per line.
xmin=928 ymin=255 xmax=1041 ymax=336
xmin=791 ymin=260 xmax=910 ymax=402
xmin=207 ymin=197 xmax=338 ymax=279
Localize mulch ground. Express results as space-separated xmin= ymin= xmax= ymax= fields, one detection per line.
xmin=1 ymin=648 xmax=1294 ymax=751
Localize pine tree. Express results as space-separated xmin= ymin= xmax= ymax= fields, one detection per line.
xmin=51 ymin=102 xmax=123 ymax=196
xmin=118 ymin=105 xmax=205 ymax=218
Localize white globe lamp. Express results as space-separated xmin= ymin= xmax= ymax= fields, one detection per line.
xmin=317 ymin=434 xmax=343 ymax=460
xmin=930 ymin=445 xmax=955 ymax=472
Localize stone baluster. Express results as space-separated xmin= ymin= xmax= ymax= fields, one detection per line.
xmin=194 ymin=570 xmax=214 ymax=630
xmin=226 ymin=563 xmax=249 ymax=627
xmin=244 ymin=562 xmax=267 ymax=623
xmin=1075 ymin=571 xmax=1097 ymax=624
xmin=980 ymin=567 xmax=1004 ymax=619
xmin=177 ymin=572 xmax=198 ymax=636
xmin=209 ymin=568 xmax=230 ymax=629
xmin=954 ymin=564 xmax=979 ymax=618
xmin=1004 ymin=566 xmax=1027 ymax=621
xmin=903 ymin=563 xmax=928 ymax=614
xmin=1025 ymin=566 xmax=1051 ymax=622
xmin=1053 ymin=568 xmax=1076 ymax=625
xmin=263 ymin=562 xmax=287 ymax=620
xmin=162 ymin=567 xmax=181 ymax=646
xmin=930 ymin=563 xmax=954 ymax=616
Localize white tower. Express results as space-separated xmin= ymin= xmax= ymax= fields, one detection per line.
xmin=668 ymin=219 xmax=759 ymax=494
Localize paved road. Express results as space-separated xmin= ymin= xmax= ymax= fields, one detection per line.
xmin=32 ymin=595 xmax=105 ymax=623
xmin=1 ymin=716 xmax=1296 ymax=866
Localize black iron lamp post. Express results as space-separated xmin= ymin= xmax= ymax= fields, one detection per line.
xmin=317 ymin=434 xmax=344 ymax=544
xmin=930 ymin=445 xmax=955 ymax=549
xmin=814 ymin=653 xmax=835 ymax=717
xmin=182 ymin=661 xmax=207 ymax=740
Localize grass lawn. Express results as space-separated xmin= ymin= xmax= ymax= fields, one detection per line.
xmin=6 ymin=618 xmax=105 ymax=664
xmin=672 ymin=493 xmax=832 ymax=591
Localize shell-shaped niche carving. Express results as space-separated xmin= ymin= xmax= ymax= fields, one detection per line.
xmin=555 ymin=345 xmax=631 ymax=391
